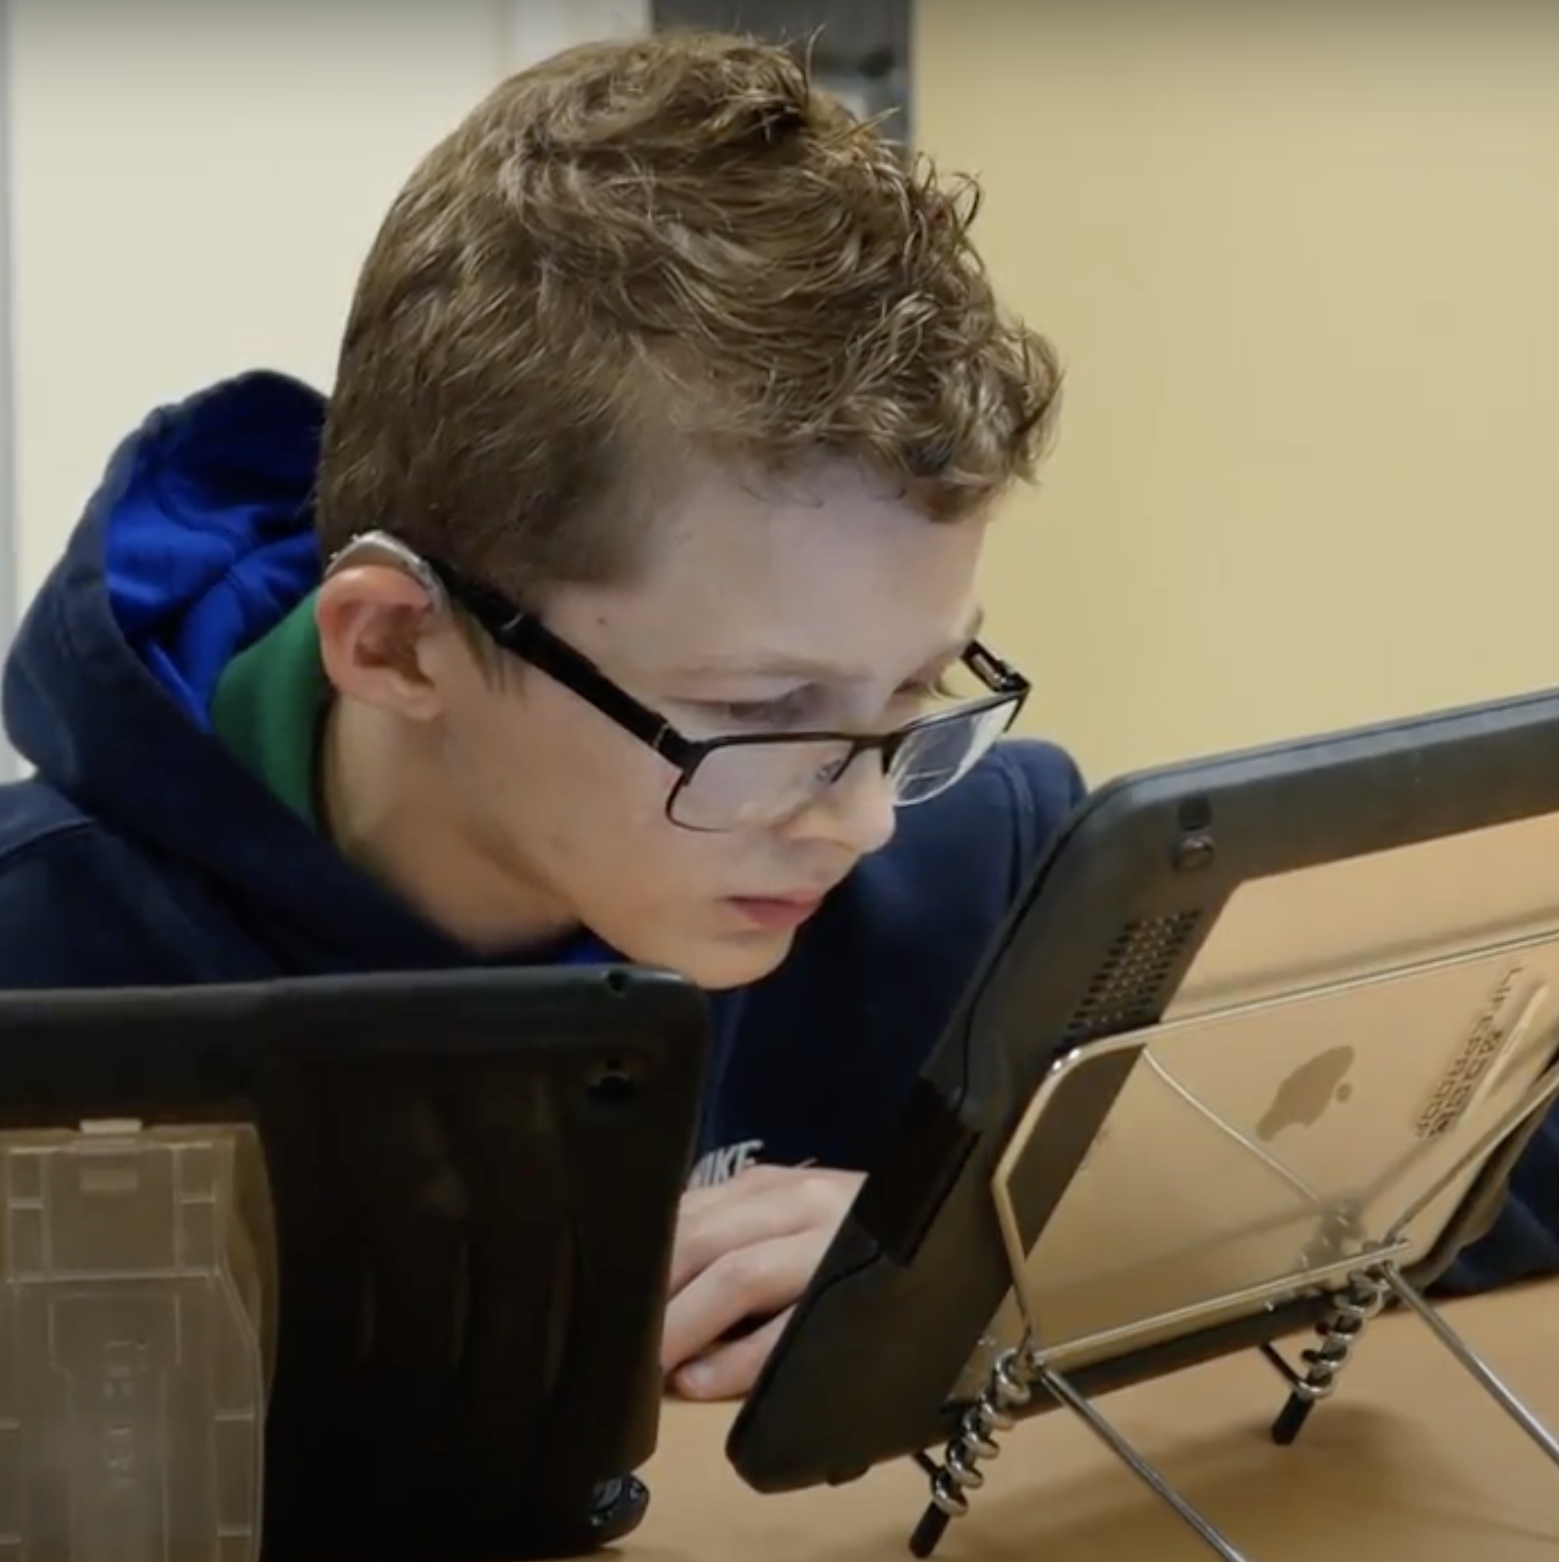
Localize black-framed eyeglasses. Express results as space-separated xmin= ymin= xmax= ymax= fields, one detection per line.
xmin=332 ymin=531 xmax=1031 ymax=833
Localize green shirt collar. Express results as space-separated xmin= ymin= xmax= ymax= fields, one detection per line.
xmin=209 ymin=593 xmax=328 ymax=828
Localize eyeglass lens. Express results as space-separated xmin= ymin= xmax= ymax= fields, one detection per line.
xmin=670 ymin=700 xmax=1018 ymax=830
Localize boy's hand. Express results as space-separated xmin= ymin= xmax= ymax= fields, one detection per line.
xmin=661 ymin=1163 xmax=864 ymax=1401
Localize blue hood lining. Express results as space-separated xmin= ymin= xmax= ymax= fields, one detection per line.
xmin=103 ymin=373 xmax=327 ymax=723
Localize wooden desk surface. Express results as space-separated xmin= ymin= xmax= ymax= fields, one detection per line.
xmin=631 ymin=1285 xmax=1559 ymax=1561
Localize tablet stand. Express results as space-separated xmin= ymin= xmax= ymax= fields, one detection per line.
xmin=907 ymin=1053 xmax=1559 ymax=1560
xmin=0 ymin=1120 xmax=273 ymax=1562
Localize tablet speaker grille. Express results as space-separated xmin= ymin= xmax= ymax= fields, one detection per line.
xmin=1064 ymin=911 xmax=1203 ymax=1042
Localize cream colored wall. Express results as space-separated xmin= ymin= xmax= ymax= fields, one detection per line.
xmin=8 ymin=0 xmax=650 ymax=607
xmin=916 ymin=6 xmax=1559 ymax=784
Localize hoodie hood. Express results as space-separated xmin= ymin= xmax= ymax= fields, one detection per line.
xmin=2 ymin=371 xmax=496 ymax=971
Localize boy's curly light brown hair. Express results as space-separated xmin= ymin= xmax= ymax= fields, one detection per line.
xmin=316 ymin=30 xmax=1062 ymax=606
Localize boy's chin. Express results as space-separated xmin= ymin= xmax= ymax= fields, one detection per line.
xmin=659 ymin=925 xmax=800 ymax=992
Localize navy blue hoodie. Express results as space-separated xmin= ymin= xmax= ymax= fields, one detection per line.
xmin=0 ymin=373 xmax=1548 ymax=1291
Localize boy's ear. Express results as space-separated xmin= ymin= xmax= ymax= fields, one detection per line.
xmin=315 ymin=564 xmax=455 ymax=721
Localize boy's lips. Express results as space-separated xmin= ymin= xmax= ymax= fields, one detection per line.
xmin=725 ymin=893 xmax=827 ymax=932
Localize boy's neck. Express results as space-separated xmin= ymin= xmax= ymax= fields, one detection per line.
xmin=318 ymin=699 xmax=580 ymax=955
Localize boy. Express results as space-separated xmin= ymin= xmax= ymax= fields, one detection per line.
xmin=0 ymin=32 xmax=1077 ymax=1400
xmin=0 ymin=32 xmax=1539 ymax=1408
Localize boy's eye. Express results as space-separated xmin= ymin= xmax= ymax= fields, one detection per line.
xmin=698 ymin=691 xmax=816 ymax=727
xmin=694 ymin=670 xmax=960 ymax=731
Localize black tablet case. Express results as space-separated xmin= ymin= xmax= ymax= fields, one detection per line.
xmin=730 ymin=686 xmax=1559 ymax=1492
xmin=0 ymin=965 xmax=707 ymax=1560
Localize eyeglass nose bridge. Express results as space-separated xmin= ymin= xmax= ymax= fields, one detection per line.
xmin=815 ymin=729 xmax=912 ymax=794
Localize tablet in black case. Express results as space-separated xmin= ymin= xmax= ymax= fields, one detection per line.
xmin=0 ymin=964 xmax=707 ymax=1562
xmin=731 ymin=685 xmax=1559 ymax=1498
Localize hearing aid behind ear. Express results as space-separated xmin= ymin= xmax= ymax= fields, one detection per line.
xmin=324 ymin=529 xmax=449 ymax=611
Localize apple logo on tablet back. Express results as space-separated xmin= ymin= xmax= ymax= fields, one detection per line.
xmin=1257 ymin=1046 xmax=1356 ymax=1142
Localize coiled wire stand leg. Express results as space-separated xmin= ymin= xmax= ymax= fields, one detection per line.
xmin=1258 ymin=1052 xmax=1559 ymax=1466
xmin=910 ymin=1349 xmax=1032 ymax=1557
xmin=910 ymin=1343 xmax=1255 ymax=1562
xmin=1261 ymin=1259 xmax=1559 ymax=1474
xmin=1260 ymin=1270 xmax=1388 ymax=1445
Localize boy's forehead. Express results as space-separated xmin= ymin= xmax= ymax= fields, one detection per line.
xmin=681 ymin=606 xmax=986 ymax=679
xmin=591 ymin=457 xmax=989 ymax=670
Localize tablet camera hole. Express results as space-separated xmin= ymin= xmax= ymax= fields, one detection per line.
xmin=589 ymin=1058 xmax=639 ymax=1107
xmin=1172 ymin=796 xmax=1216 ymax=872
xmin=1176 ymin=795 xmax=1213 ymax=833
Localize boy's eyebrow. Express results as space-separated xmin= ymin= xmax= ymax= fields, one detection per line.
xmin=681 ymin=608 xmax=986 ymax=680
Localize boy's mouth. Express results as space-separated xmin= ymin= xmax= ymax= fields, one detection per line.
xmin=723 ymin=894 xmax=825 ymax=932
